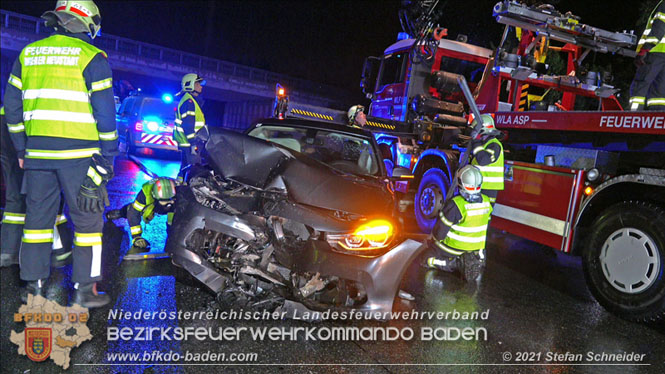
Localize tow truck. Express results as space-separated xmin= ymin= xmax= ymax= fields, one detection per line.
xmin=277 ymin=1 xmax=665 ymax=322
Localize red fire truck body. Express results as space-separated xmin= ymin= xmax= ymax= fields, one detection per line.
xmin=361 ymin=1 xmax=665 ymax=322
xmin=279 ymin=1 xmax=665 ymax=321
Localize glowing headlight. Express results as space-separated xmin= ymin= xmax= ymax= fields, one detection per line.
xmin=327 ymin=219 xmax=394 ymax=254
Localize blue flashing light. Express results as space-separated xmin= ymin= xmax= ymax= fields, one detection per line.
xmin=397 ymin=32 xmax=411 ymax=41
xmin=162 ymin=93 xmax=173 ymax=103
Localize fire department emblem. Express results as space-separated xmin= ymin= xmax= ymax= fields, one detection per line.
xmin=25 ymin=328 xmax=52 ymax=362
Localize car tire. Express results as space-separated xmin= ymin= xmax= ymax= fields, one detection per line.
xmin=582 ymin=201 xmax=665 ymax=323
xmin=414 ymin=168 xmax=449 ymax=233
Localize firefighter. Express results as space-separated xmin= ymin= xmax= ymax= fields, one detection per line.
xmin=347 ymin=105 xmax=367 ymax=128
xmin=426 ymin=165 xmax=493 ymax=282
xmin=1 ymin=106 xmax=74 ymax=269
xmin=470 ymin=114 xmax=504 ymax=205
xmin=3 ymin=1 xmax=117 ymax=307
xmin=174 ymin=73 xmax=207 ymax=181
xmin=105 ymin=178 xmax=177 ymax=253
xmin=629 ymin=0 xmax=665 ymax=111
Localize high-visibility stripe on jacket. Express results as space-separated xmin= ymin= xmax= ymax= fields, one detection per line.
xmin=18 ymin=35 xmax=108 ymax=152
xmin=174 ymin=93 xmax=206 ymax=148
xmin=439 ymin=195 xmax=492 ymax=252
xmin=471 ymin=138 xmax=504 ymax=190
xmin=131 ymin=181 xmax=157 ymax=224
xmin=638 ymin=1 xmax=665 ymax=53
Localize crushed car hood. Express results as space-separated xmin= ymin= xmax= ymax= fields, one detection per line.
xmin=205 ymin=129 xmax=393 ymax=217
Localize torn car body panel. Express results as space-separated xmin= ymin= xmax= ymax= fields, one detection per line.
xmin=167 ymin=125 xmax=425 ymax=319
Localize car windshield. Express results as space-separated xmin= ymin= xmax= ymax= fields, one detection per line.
xmin=140 ymin=98 xmax=175 ymax=120
xmin=248 ymin=125 xmax=381 ymax=177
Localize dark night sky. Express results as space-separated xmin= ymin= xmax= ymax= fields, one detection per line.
xmin=1 ymin=0 xmax=657 ymax=98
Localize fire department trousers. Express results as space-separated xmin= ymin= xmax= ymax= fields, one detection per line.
xmin=177 ymin=147 xmax=201 ymax=182
xmin=20 ymin=159 xmax=104 ymax=284
xmin=1 ymin=153 xmax=71 ymax=255
xmin=629 ymin=53 xmax=665 ymax=111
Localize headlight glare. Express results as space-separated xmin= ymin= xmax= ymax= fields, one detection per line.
xmin=327 ymin=219 xmax=395 ymax=254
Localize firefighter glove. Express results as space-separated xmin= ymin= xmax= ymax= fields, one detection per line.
xmin=77 ymin=154 xmax=114 ymax=213
xmin=131 ymin=237 xmax=150 ymax=251
xmin=635 ymin=48 xmax=649 ymax=67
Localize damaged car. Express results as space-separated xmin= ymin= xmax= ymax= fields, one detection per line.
xmin=166 ymin=118 xmax=424 ymax=318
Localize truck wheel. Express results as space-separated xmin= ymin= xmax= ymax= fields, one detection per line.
xmin=583 ymin=201 xmax=665 ymax=323
xmin=414 ymin=168 xmax=449 ymax=233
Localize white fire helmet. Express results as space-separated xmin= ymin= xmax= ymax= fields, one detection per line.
xmin=457 ymin=165 xmax=483 ymax=200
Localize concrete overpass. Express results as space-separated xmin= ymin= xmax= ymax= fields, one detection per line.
xmin=0 ymin=10 xmax=353 ymax=129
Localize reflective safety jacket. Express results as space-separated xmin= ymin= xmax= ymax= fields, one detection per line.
xmin=471 ymin=137 xmax=504 ymax=190
xmin=638 ymin=1 xmax=665 ymax=54
xmin=174 ymin=93 xmax=206 ymax=148
xmin=434 ymin=195 xmax=493 ymax=255
xmin=4 ymin=31 xmax=118 ymax=168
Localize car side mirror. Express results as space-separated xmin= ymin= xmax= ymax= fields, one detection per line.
xmin=361 ymin=56 xmax=381 ymax=99
xmin=391 ymin=166 xmax=413 ymax=178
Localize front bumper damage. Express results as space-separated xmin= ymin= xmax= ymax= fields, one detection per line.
xmin=166 ymin=186 xmax=425 ymax=319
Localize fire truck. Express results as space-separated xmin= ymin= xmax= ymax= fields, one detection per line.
xmin=278 ymin=0 xmax=665 ymax=322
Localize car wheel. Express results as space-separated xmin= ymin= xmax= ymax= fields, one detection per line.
xmin=414 ymin=168 xmax=449 ymax=233
xmin=582 ymin=201 xmax=665 ymax=323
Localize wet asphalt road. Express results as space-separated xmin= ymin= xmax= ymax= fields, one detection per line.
xmin=1 ymin=153 xmax=664 ymax=374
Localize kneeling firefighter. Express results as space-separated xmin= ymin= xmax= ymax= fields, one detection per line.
xmin=426 ymin=165 xmax=493 ymax=282
xmin=106 ymin=178 xmax=177 ymax=253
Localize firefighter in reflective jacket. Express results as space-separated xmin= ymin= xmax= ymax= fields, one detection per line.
xmin=629 ymin=0 xmax=665 ymax=111
xmin=106 ymin=178 xmax=177 ymax=253
xmin=3 ymin=0 xmax=117 ymax=307
xmin=426 ymin=165 xmax=493 ymax=282
xmin=470 ymin=114 xmax=504 ymax=205
xmin=1 ymin=106 xmax=73 ymax=269
xmin=174 ymin=73 xmax=207 ymax=181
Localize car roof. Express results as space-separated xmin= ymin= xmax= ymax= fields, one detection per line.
xmin=249 ymin=117 xmax=375 ymax=139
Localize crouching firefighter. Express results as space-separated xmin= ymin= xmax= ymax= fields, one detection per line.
xmin=470 ymin=114 xmax=504 ymax=206
xmin=106 ymin=178 xmax=177 ymax=253
xmin=174 ymin=73 xmax=207 ymax=182
xmin=426 ymin=165 xmax=493 ymax=282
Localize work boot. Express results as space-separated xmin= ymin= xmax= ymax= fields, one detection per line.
xmin=425 ymin=256 xmax=458 ymax=273
xmin=460 ymin=251 xmax=484 ymax=283
xmin=0 ymin=253 xmax=19 ymax=267
xmin=51 ymin=249 xmax=72 ymax=268
xmin=72 ymin=282 xmax=110 ymax=308
xmin=105 ymin=209 xmax=123 ymax=220
xmin=21 ymin=279 xmax=47 ymax=303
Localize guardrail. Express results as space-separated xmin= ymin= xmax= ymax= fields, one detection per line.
xmin=1 ymin=9 xmax=350 ymax=104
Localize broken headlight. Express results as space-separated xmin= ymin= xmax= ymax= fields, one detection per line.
xmin=326 ymin=219 xmax=395 ymax=255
